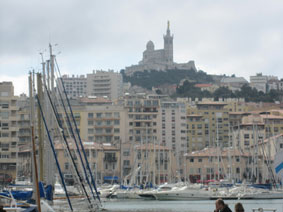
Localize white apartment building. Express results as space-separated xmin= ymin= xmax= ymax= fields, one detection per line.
xmin=59 ymin=74 xmax=87 ymax=98
xmin=250 ymin=73 xmax=268 ymax=93
xmin=160 ymin=101 xmax=188 ymax=178
xmin=0 ymin=82 xmax=19 ymax=180
xmin=250 ymin=73 xmax=278 ymax=93
xmin=160 ymin=101 xmax=187 ymax=151
xmin=87 ymin=70 xmax=123 ymax=101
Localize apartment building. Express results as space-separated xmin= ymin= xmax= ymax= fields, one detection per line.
xmin=124 ymin=94 xmax=160 ymax=145
xmin=187 ymin=102 xmax=229 ymax=152
xmin=262 ymin=114 xmax=283 ymax=138
xmin=71 ymin=101 xmax=126 ymax=145
xmin=250 ymin=73 xmax=278 ymax=93
xmin=186 ymin=147 xmax=249 ymax=183
xmin=17 ymin=94 xmax=31 ymax=145
xmin=59 ymin=74 xmax=87 ymax=98
xmin=134 ymin=144 xmax=175 ymax=184
xmin=87 ymin=70 xmax=123 ymax=100
xmin=160 ymin=101 xmax=187 ymax=178
xmin=160 ymin=101 xmax=187 ymax=151
xmin=0 ymin=82 xmax=19 ymax=180
xmin=257 ymin=134 xmax=283 ymax=182
xmin=220 ymin=77 xmax=248 ymax=92
xmin=55 ymin=142 xmax=120 ymax=184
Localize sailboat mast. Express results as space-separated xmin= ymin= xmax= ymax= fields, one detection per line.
xmin=37 ymin=73 xmax=44 ymax=182
xmin=217 ymin=119 xmax=220 ymax=180
xmin=29 ymin=72 xmax=42 ymax=212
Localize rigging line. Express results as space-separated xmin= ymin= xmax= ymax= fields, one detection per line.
xmin=54 ymin=57 xmax=101 ymax=203
xmin=53 ymin=69 xmax=98 ymax=204
xmin=259 ymin=141 xmax=277 ymax=188
xmin=54 ymin=73 xmax=97 ymax=202
xmin=43 ymin=84 xmax=93 ymax=207
xmin=36 ymin=94 xmax=73 ymax=211
xmin=50 ymin=83 xmax=86 ymax=196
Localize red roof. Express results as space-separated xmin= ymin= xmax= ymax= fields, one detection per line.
xmin=194 ymin=84 xmax=212 ymax=88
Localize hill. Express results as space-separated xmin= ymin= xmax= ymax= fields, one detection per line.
xmin=120 ymin=68 xmax=214 ymax=90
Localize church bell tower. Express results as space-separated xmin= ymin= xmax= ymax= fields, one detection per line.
xmin=163 ymin=21 xmax=174 ymax=64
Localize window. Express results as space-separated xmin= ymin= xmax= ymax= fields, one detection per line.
xmin=88 ymin=128 xmax=94 ymax=134
xmin=2 ymin=123 xmax=8 ymax=130
xmin=236 ymin=167 xmax=240 ymax=174
xmin=235 ymin=156 xmax=240 ymax=162
xmin=65 ymin=163 xmax=69 ymax=170
xmin=88 ymin=120 xmax=94 ymax=126
xmin=88 ymin=113 xmax=94 ymax=118
xmin=96 ymin=128 xmax=103 ymax=133
xmin=123 ymin=151 xmax=130 ymax=156
xmin=114 ymin=120 xmax=120 ymax=125
xmin=123 ymin=160 xmax=130 ymax=166
xmin=105 ymin=113 xmax=112 ymax=118
xmin=114 ymin=128 xmax=120 ymax=133
xmin=2 ymin=133 xmax=9 ymax=137
xmin=92 ymin=150 xmax=97 ymax=158
xmin=85 ymin=150 xmax=89 ymax=157
xmin=198 ymin=158 xmax=202 ymax=162
xmin=0 ymin=112 xmax=9 ymax=119
xmin=190 ymin=158 xmax=194 ymax=162
xmin=88 ymin=136 xmax=94 ymax=141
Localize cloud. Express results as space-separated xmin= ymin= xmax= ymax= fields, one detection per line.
xmin=0 ymin=75 xmax=29 ymax=96
xmin=1 ymin=0 xmax=283 ymax=90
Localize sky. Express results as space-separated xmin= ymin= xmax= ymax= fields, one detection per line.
xmin=1 ymin=0 xmax=283 ymax=95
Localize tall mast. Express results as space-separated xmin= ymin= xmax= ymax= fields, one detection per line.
xmin=37 ymin=72 xmax=44 ymax=182
xmin=29 ymin=72 xmax=42 ymax=212
xmin=217 ymin=119 xmax=220 ymax=180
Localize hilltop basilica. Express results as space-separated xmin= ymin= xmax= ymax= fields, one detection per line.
xmin=125 ymin=21 xmax=197 ymax=76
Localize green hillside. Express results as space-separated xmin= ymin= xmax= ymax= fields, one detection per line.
xmin=121 ymin=68 xmax=214 ymax=90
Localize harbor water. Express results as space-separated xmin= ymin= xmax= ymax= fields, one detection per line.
xmin=101 ymin=199 xmax=283 ymax=212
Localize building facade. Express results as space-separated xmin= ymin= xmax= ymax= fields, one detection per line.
xmin=86 ymin=70 xmax=123 ymax=101
xmin=0 ymin=82 xmax=19 ymax=180
xmin=59 ymin=74 xmax=87 ymax=98
xmin=187 ymin=102 xmax=230 ymax=152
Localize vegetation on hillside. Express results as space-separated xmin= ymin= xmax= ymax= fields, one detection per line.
xmin=176 ymin=82 xmax=283 ymax=102
xmin=121 ymin=68 xmax=214 ymax=90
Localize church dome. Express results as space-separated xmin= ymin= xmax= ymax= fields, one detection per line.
xmin=146 ymin=40 xmax=155 ymax=51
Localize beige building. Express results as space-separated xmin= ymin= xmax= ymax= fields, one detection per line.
xmin=86 ymin=70 xmax=123 ymax=101
xmin=17 ymin=94 xmax=31 ymax=145
xmin=124 ymin=94 xmax=160 ymax=145
xmin=134 ymin=144 xmax=175 ymax=185
xmin=186 ymin=147 xmax=249 ymax=183
xmin=74 ymin=103 xmax=126 ymax=145
xmin=187 ymin=102 xmax=229 ymax=152
xmin=55 ymin=142 xmax=121 ymax=184
xmin=0 ymin=82 xmax=19 ymax=180
xmin=257 ymin=134 xmax=283 ymax=183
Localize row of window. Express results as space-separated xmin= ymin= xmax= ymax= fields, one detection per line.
xmin=88 ymin=128 xmax=120 ymax=134
xmin=88 ymin=112 xmax=120 ymax=118
xmin=189 ymin=156 xmax=240 ymax=163
xmin=88 ymin=120 xmax=120 ymax=126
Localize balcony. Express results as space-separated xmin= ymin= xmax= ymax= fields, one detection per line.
xmin=104 ymin=156 xmax=117 ymax=163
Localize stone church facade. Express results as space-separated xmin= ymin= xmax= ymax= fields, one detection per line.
xmin=125 ymin=21 xmax=197 ymax=76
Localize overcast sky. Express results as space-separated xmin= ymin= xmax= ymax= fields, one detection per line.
xmin=1 ymin=0 xmax=283 ymax=95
